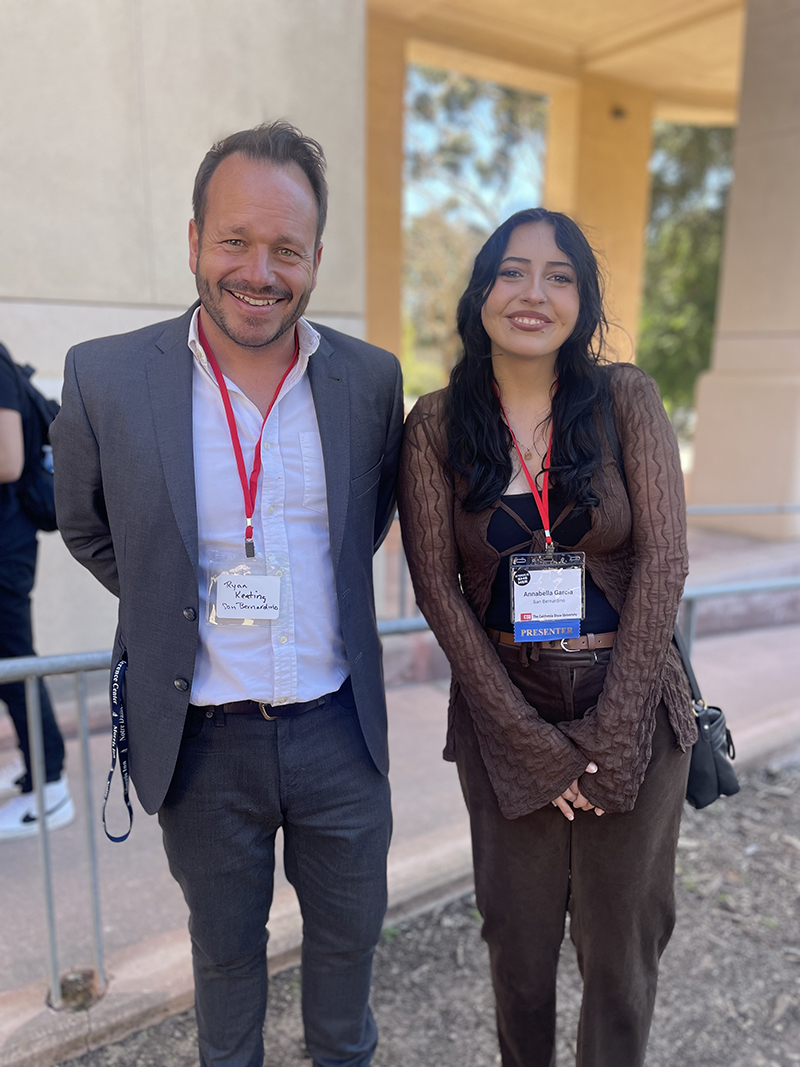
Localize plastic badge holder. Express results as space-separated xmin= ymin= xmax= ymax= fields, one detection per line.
xmin=509 ymin=551 xmax=586 ymax=643
xmin=206 ymin=551 xmax=289 ymax=627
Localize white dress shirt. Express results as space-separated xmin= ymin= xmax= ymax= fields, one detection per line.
xmin=187 ymin=308 xmax=348 ymax=706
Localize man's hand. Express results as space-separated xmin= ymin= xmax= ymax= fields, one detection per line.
xmin=551 ymin=762 xmax=605 ymax=820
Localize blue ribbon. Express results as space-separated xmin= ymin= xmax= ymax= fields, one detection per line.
xmin=102 ymin=657 xmax=133 ymax=843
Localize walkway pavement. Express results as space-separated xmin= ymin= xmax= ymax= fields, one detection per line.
xmin=1 ymin=527 xmax=799 ymax=1067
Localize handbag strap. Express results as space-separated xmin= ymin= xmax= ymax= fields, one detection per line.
xmin=599 ymin=381 xmax=703 ymax=707
xmin=671 ymin=623 xmax=704 ymax=706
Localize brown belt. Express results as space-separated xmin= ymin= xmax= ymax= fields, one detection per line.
xmin=190 ymin=678 xmax=352 ymax=721
xmin=190 ymin=694 xmax=328 ymax=721
xmin=486 ymin=627 xmax=617 ymax=652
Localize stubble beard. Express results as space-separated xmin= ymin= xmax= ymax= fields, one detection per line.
xmin=195 ymin=269 xmax=312 ymax=351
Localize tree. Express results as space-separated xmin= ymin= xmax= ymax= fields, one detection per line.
xmin=403 ymin=72 xmax=734 ymax=419
xmin=637 ymin=124 xmax=734 ymax=418
xmin=403 ymin=65 xmax=547 ymax=394
xmin=406 ymin=65 xmax=547 ymax=231
xmin=402 ymin=210 xmax=485 ymax=396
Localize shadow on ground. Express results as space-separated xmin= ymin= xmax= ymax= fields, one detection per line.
xmin=60 ymin=762 xmax=800 ymax=1067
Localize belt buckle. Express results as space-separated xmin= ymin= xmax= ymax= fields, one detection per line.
xmin=258 ymin=701 xmax=278 ymax=721
xmin=560 ymin=638 xmax=580 ymax=653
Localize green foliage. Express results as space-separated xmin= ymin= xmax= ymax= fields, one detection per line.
xmin=400 ymin=314 xmax=448 ymax=399
xmin=403 ymin=65 xmax=547 ymax=392
xmin=403 ymin=209 xmax=485 ymax=392
xmin=638 ymin=124 xmax=734 ymax=414
xmin=407 ymin=65 xmax=547 ymax=231
xmin=403 ymin=74 xmax=734 ymax=417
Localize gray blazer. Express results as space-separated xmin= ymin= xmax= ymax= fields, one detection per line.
xmin=51 ymin=305 xmax=404 ymax=814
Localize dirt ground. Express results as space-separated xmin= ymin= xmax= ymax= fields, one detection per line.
xmin=62 ymin=758 xmax=800 ymax=1067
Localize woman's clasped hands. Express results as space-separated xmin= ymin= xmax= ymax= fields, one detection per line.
xmin=551 ymin=762 xmax=605 ymax=819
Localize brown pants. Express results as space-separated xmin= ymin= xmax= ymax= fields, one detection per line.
xmin=453 ymin=646 xmax=690 ymax=1067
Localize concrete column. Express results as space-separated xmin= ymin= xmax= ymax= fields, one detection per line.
xmin=691 ymin=0 xmax=800 ymax=538
xmin=544 ymin=74 xmax=655 ymax=360
xmin=543 ymin=85 xmax=581 ymax=217
xmin=366 ymin=12 xmax=407 ymax=358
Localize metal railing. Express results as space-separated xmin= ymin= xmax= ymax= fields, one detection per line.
xmin=377 ymin=502 xmax=800 ymax=649
xmin=377 ymin=574 xmax=800 ymax=650
xmin=1 ymin=503 xmax=798 ymax=1009
xmin=0 ymin=651 xmax=111 ymax=1009
xmin=686 ymin=503 xmax=800 ymax=516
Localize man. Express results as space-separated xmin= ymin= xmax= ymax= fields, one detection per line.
xmin=51 ymin=122 xmax=403 ymax=1067
xmin=0 ymin=344 xmax=72 ymax=840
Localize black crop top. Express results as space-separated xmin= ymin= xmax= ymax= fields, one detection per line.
xmin=485 ymin=491 xmax=620 ymax=636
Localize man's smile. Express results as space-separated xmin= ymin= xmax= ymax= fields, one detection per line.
xmin=228 ymin=290 xmax=283 ymax=307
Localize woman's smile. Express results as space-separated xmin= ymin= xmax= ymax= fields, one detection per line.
xmin=481 ymin=221 xmax=580 ymax=364
xmin=505 ymin=311 xmax=553 ymax=331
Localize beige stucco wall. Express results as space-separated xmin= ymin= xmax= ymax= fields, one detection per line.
xmin=691 ymin=0 xmax=800 ymax=538
xmin=0 ymin=0 xmax=367 ymax=654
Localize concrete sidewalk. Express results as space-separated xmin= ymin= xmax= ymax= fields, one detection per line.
xmin=2 ymin=619 xmax=800 ymax=1067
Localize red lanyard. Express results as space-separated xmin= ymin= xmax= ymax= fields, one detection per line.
xmin=494 ymin=384 xmax=554 ymax=549
xmin=198 ymin=316 xmax=299 ymax=557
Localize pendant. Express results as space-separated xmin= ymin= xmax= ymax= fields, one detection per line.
xmin=524 ymin=448 xmax=532 ymax=461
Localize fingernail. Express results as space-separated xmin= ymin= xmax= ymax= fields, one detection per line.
xmin=587 ymin=762 xmax=598 ymax=773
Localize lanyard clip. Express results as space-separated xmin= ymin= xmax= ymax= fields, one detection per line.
xmin=245 ymin=519 xmax=255 ymax=558
xmin=544 ymin=533 xmax=554 ymax=558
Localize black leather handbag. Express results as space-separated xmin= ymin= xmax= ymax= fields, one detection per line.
xmin=601 ymin=398 xmax=740 ymax=809
xmin=673 ymin=625 xmax=740 ymax=809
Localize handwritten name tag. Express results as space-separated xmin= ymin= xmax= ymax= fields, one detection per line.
xmin=216 ymin=573 xmax=281 ymax=620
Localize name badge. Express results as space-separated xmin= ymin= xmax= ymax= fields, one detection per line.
xmin=206 ymin=551 xmax=288 ymax=628
xmin=216 ymin=573 xmax=280 ymax=620
xmin=510 ymin=552 xmax=585 ymax=643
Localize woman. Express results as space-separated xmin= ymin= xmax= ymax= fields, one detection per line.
xmin=398 ymin=208 xmax=696 ymax=1067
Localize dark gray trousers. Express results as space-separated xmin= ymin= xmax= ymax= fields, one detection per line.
xmin=158 ymin=682 xmax=392 ymax=1067
xmin=454 ymin=646 xmax=690 ymax=1067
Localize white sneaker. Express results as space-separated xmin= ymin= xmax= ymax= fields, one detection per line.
xmin=0 ymin=776 xmax=75 ymax=841
xmin=0 ymin=755 xmax=26 ymax=799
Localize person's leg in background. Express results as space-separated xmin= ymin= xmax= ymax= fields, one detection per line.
xmin=0 ymin=537 xmax=72 ymax=839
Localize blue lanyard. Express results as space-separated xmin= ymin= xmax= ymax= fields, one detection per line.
xmin=102 ymin=657 xmax=133 ymax=842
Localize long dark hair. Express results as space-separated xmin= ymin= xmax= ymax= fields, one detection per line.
xmin=446 ymin=208 xmax=610 ymax=512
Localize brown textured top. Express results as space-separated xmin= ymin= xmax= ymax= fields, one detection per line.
xmin=398 ymin=364 xmax=696 ymax=818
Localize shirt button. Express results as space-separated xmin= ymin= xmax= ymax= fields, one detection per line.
xmin=279 ymin=635 xmax=288 ymax=645
xmin=264 ymin=442 xmax=271 ymax=451
xmin=183 ymin=607 xmax=197 ymax=621
xmin=173 ymin=678 xmax=189 ymax=692
xmin=268 ymin=505 xmax=275 ymax=515
xmin=275 ymin=570 xmax=283 ymax=577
